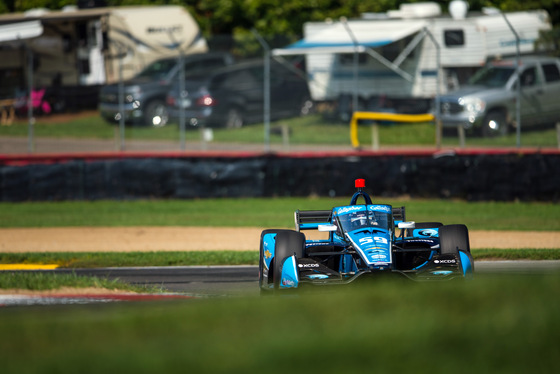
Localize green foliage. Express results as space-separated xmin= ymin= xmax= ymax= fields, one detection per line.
xmin=536 ymin=27 xmax=560 ymax=57
xmin=13 ymin=0 xmax=75 ymax=11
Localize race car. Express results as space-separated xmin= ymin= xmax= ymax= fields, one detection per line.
xmin=259 ymin=179 xmax=474 ymax=291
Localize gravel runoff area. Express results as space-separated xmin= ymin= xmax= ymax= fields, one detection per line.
xmin=0 ymin=227 xmax=558 ymax=252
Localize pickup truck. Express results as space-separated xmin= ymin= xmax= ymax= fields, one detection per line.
xmin=99 ymin=52 xmax=234 ymax=127
xmin=439 ymin=56 xmax=560 ymax=136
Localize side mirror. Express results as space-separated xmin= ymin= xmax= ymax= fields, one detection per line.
xmin=398 ymin=221 xmax=416 ymax=229
xmin=318 ymin=224 xmax=338 ymax=232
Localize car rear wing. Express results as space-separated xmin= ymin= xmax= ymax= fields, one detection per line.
xmin=296 ymin=207 xmax=406 ymax=230
xmin=392 ymin=206 xmax=406 ymax=225
xmin=295 ymin=210 xmax=333 ymax=231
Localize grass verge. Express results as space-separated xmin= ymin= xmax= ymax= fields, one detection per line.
xmin=1 ymin=197 xmax=559 ymax=231
xmin=0 ymin=271 xmax=159 ymax=293
xmin=4 ymin=112 xmax=559 ymax=147
xmin=0 ymin=251 xmax=259 ymax=268
xmin=0 ymin=273 xmax=558 ymax=373
xmin=474 ymin=248 xmax=560 ymax=260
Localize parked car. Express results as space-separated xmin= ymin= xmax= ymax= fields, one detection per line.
xmin=166 ymin=59 xmax=313 ymax=128
xmin=439 ymin=56 xmax=560 ymax=136
xmin=99 ymin=52 xmax=234 ymax=127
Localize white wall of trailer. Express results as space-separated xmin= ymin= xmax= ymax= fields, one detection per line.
xmin=277 ymin=3 xmax=551 ymax=105
xmin=420 ymin=9 xmax=551 ymax=94
xmin=477 ymin=10 xmax=550 ymax=58
xmin=103 ymin=5 xmax=207 ymax=84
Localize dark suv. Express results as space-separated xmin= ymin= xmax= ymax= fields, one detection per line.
xmin=166 ymin=59 xmax=312 ymax=128
xmin=99 ymin=52 xmax=234 ymax=127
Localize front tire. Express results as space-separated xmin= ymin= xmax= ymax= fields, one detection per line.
xmin=272 ymin=230 xmax=305 ymax=289
xmin=259 ymin=229 xmax=282 ymax=291
xmin=439 ymin=224 xmax=470 ymax=255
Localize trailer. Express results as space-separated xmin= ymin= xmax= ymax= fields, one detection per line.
xmin=272 ymin=1 xmax=551 ymax=116
xmin=0 ymin=5 xmax=207 ymax=111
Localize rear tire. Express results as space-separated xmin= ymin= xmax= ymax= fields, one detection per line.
xmin=439 ymin=224 xmax=470 ymax=255
xmin=272 ymin=230 xmax=305 ymax=289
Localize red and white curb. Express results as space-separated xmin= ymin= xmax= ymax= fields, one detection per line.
xmin=0 ymin=293 xmax=193 ymax=307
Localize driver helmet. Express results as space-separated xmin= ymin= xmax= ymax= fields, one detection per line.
xmin=350 ymin=212 xmax=368 ymax=229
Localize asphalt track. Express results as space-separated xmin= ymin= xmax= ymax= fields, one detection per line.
xmin=54 ymin=260 xmax=560 ymax=297
xmin=55 ymin=265 xmax=260 ymax=298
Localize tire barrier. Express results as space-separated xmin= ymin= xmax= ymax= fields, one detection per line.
xmin=0 ymin=158 xmax=267 ymax=201
xmin=263 ymin=152 xmax=560 ymax=201
xmin=0 ymin=151 xmax=558 ymax=201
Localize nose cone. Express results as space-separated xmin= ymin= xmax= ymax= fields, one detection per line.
xmin=348 ymin=230 xmax=391 ymax=265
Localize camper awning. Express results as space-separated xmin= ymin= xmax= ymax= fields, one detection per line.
xmin=273 ymin=19 xmax=426 ymax=56
xmin=0 ymin=20 xmax=43 ymax=42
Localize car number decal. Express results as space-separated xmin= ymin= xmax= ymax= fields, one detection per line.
xmin=359 ymin=237 xmax=388 ymax=245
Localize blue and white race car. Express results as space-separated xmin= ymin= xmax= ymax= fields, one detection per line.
xmin=259 ymin=179 xmax=474 ymax=291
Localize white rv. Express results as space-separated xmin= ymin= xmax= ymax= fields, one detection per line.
xmin=272 ymin=1 xmax=552 ymax=115
xmin=0 ymin=5 xmax=207 ymax=109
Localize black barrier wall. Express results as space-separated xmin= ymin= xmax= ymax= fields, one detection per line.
xmin=1 ymin=153 xmax=559 ymax=201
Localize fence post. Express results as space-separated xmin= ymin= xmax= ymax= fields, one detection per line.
xmin=281 ymin=124 xmax=290 ymax=150
xmin=372 ymin=122 xmax=380 ymax=151
xmin=457 ymin=125 xmax=465 ymax=148
xmin=114 ymin=125 xmax=119 ymax=151
xmin=557 ymin=122 xmax=560 ymax=150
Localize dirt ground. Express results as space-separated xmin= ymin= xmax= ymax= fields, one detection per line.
xmin=0 ymin=227 xmax=558 ymax=252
